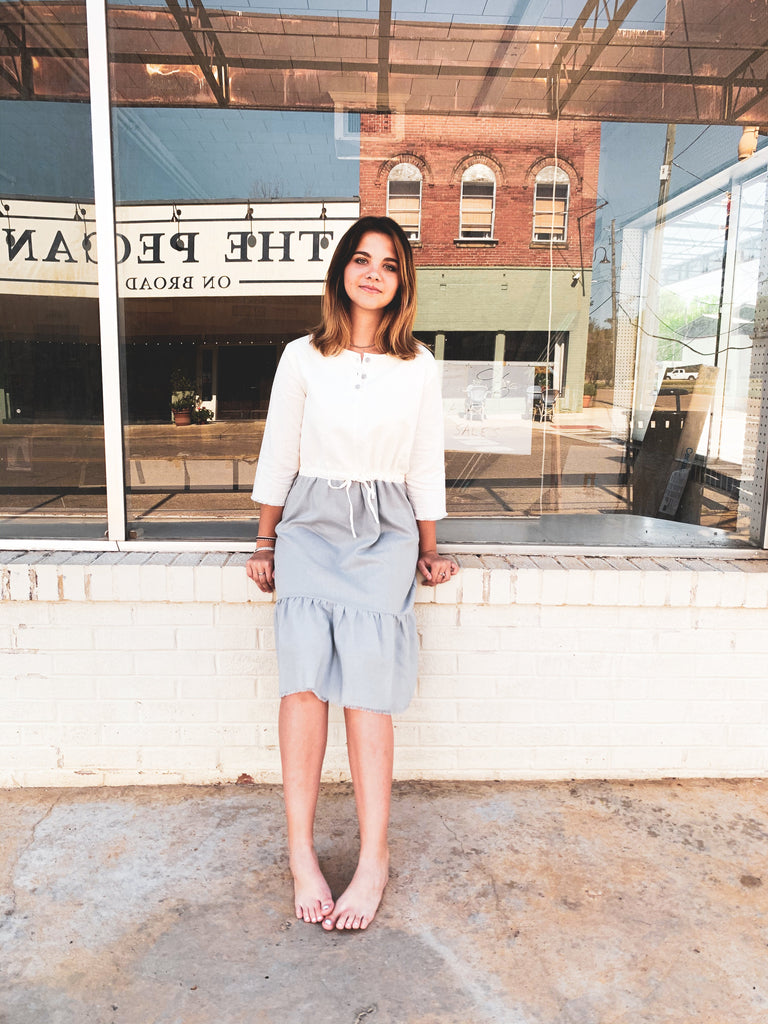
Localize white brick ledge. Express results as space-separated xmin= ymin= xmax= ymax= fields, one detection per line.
xmin=2 ymin=549 xmax=768 ymax=786
xmin=2 ymin=550 xmax=768 ymax=608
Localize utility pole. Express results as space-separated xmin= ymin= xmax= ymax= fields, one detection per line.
xmin=610 ymin=217 xmax=617 ymax=358
xmin=656 ymin=124 xmax=676 ymax=228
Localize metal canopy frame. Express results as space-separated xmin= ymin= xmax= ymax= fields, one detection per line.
xmin=0 ymin=0 xmax=766 ymax=124
xmin=546 ymin=0 xmax=640 ymax=115
xmin=164 ymin=0 xmax=230 ymax=107
xmin=0 ymin=20 xmax=33 ymax=98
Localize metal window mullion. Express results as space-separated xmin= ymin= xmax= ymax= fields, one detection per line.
xmin=85 ymin=0 xmax=126 ymax=541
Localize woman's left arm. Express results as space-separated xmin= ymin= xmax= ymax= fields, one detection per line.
xmin=417 ymin=520 xmax=459 ymax=587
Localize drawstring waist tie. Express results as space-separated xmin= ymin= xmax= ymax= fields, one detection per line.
xmin=328 ymin=479 xmax=379 ymax=538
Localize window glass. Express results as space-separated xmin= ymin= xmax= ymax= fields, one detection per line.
xmin=533 ymin=166 xmax=570 ymax=242
xmin=460 ymin=165 xmax=495 ymax=239
xmin=0 ymin=3 xmax=105 ymax=540
xmin=106 ymin=96 xmax=359 ymax=535
xmin=387 ymin=164 xmax=422 ymax=240
xmin=7 ymin=0 xmax=766 ymax=548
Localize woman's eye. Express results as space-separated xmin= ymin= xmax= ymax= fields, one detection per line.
xmin=384 ymin=265 xmax=398 ymax=274
xmin=355 ymin=257 xmax=368 ymax=265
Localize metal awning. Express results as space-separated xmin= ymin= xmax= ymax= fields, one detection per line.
xmin=0 ymin=0 xmax=766 ymax=123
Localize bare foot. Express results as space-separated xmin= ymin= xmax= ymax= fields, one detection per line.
xmin=322 ymin=852 xmax=389 ymax=931
xmin=289 ymin=846 xmax=334 ymax=924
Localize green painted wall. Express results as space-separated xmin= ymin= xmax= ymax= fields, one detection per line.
xmin=414 ymin=267 xmax=592 ymax=411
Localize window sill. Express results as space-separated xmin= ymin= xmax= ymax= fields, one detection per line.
xmin=453 ymin=238 xmax=499 ymax=247
xmin=530 ymin=241 xmax=568 ymax=249
xmin=2 ymin=549 xmax=768 ymax=610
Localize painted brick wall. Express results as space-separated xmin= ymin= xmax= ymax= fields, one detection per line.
xmin=2 ymin=550 xmax=768 ymax=787
xmin=359 ymin=114 xmax=602 ymax=268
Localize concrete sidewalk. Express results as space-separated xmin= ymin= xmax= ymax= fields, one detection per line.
xmin=2 ymin=780 xmax=767 ymax=1024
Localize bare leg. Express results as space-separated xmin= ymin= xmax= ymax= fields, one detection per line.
xmin=279 ymin=691 xmax=334 ymax=924
xmin=323 ymin=708 xmax=393 ymax=931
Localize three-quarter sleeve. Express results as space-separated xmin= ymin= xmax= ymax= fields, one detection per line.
xmin=405 ymin=355 xmax=447 ymax=521
xmin=251 ymin=340 xmax=307 ymax=506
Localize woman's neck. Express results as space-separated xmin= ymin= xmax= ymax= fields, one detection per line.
xmin=349 ymin=306 xmax=382 ymax=350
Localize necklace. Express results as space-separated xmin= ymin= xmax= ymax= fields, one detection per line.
xmin=349 ymin=343 xmax=377 ymax=350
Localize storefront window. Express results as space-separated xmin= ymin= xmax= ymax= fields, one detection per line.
xmin=4 ymin=0 xmax=768 ymax=548
xmin=0 ymin=1 xmax=105 ymax=539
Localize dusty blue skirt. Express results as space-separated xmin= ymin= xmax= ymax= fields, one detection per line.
xmin=274 ymin=475 xmax=419 ymax=714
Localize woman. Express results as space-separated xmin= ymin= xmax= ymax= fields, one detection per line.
xmin=246 ymin=215 xmax=457 ymax=932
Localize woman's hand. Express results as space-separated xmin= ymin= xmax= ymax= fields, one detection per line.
xmin=246 ymin=550 xmax=275 ymax=593
xmin=417 ymin=549 xmax=459 ymax=587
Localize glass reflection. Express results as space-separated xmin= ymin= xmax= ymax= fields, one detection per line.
xmin=96 ymin=0 xmax=768 ymax=545
xmin=110 ymin=105 xmax=360 ymax=531
xmin=0 ymin=53 xmax=104 ymax=533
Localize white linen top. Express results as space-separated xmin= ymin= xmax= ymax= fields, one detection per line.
xmin=251 ymin=335 xmax=447 ymax=521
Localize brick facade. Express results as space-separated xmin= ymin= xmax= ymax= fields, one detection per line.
xmin=360 ymin=114 xmax=602 ymax=269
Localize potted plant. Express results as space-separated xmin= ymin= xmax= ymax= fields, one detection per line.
xmin=170 ymin=369 xmax=196 ymax=426
xmin=583 ymin=380 xmax=597 ymax=408
xmin=191 ymin=404 xmax=214 ymax=424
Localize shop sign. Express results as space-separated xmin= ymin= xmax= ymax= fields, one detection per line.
xmin=0 ymin=199 xmax=359 ymax=298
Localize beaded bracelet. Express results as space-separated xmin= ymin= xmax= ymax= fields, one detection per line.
xmin=253 ymin=546 xmax=275 ymax=553
xmin=255 ymin=535 xmax=277 ymax=541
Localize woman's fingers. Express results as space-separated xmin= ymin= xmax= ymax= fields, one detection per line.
xmin=418 ymin=556 xmax=458 ymax=586
xmin=246 ymin=554 xmax=275 ymax=593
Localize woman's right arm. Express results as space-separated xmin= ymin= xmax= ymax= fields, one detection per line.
xmin=245 ymin=503 xmax=283 ymax=593
xmin=247 ymin=341 xmax=308 ymax=593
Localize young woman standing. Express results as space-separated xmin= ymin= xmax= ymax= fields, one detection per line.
xmin=246 ymin=216 xmax=457 ymax=931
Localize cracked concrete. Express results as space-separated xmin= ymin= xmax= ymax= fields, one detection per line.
xmin=1 ymin=780 xmax=767 ymax=1024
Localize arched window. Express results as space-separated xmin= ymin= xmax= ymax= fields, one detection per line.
xmin=533 ymin=165 xmax=570 ymax=242
xmin=387 ymin=163 xmax=422 ymax=239
xmin=460 ymin=163 xmax=495 ymax=239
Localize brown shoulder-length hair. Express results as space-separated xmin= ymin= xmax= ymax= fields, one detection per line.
xmin=311 ymin=216 xmax=420 ymax=360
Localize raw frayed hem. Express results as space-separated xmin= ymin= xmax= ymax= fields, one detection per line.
xmin=278 ymin=686 xmax=404 ymax=716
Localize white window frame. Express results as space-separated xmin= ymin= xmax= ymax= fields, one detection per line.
xmin=386 ymin=162 xmax=422 ymax=240
xmin=532 ymin=165 xmax=570 ymax=243
xmin=459 ymin=163 xmax=496 ymax=239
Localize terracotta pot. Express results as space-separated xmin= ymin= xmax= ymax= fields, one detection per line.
xmin=583 ymin=395 xmax=593 ymax=408
xmin=173 ymin=409 xmax=192 ymax=426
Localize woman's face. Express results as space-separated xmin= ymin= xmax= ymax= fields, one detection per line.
xmin=342 ymin=231 xmax=400 ymax=313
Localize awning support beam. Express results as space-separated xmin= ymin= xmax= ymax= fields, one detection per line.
xmin=164 ymin=0 xmax=230 ymax=107
xmin=547 ymin=0 xmax=639 ymax=116
xmin=721 ymin=37 xmax=768 ymax=120
xmin=0 ymin=22 xmax=33 ymax=98
xmin=377 ymin=0 xmax=392 ymax=112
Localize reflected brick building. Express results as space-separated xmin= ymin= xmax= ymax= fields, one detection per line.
xmin=360 ymin=113 xmax=601 ymax=410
